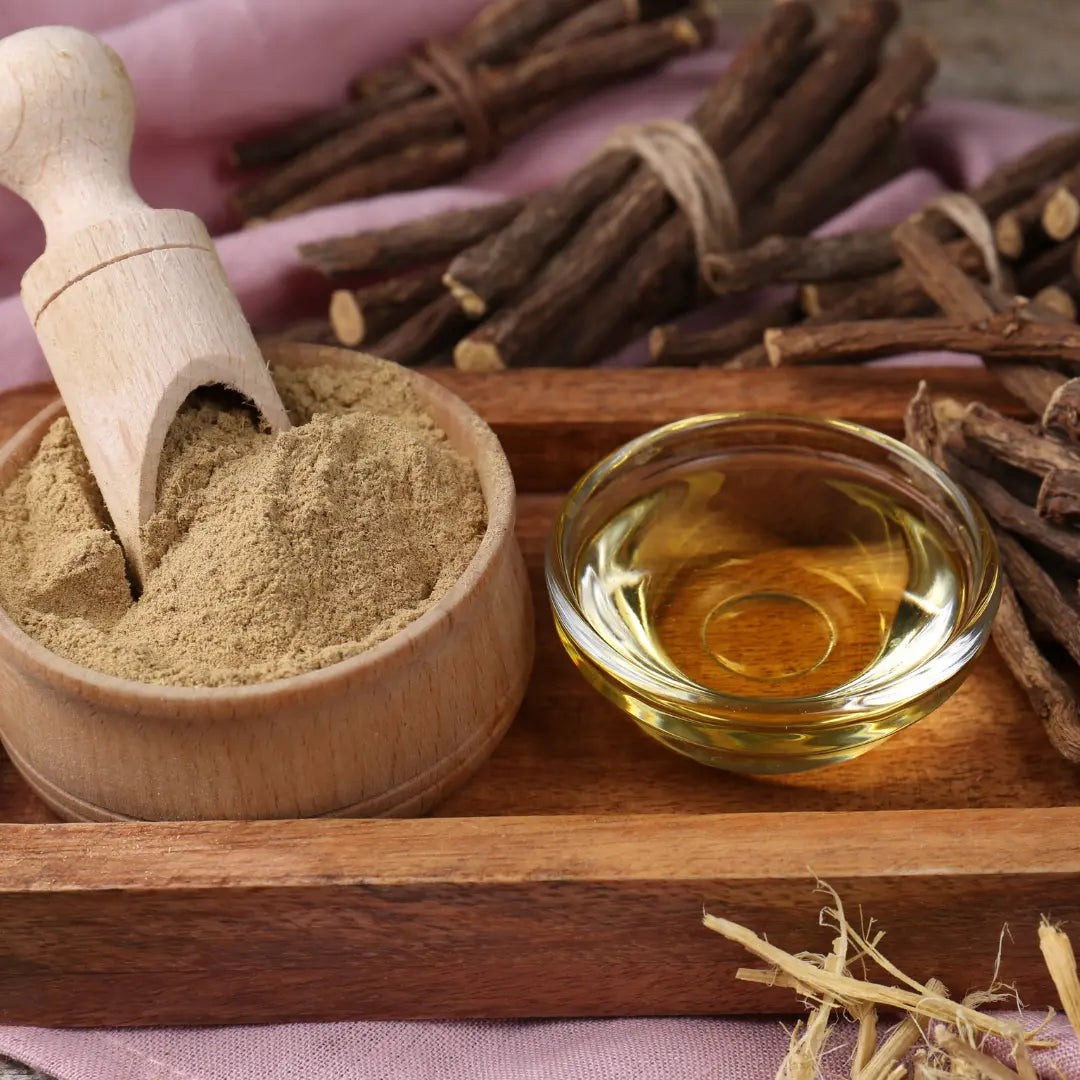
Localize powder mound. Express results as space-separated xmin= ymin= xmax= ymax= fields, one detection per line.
xmin=0 ymin=359 xmax=486 ymax=687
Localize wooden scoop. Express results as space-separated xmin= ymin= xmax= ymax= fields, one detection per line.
xmin=0 ymin=26 xmax=291 ymax=582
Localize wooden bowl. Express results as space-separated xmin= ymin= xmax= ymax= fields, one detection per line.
xmin=0 ymin=344 xmax=534 ymax=821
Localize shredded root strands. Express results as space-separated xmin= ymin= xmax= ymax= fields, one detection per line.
xmin=771 ymin=883 xmax=850 ymax=1080
xmin=704 ymin=887 xmax=1080 ymax=1080
xmin=851 ymin=976 xmax=948 ymax=1080
xmin=707 ymin=912 xmax=1026 ymax=1041
xmin=1039 ymin=919 xmax=1080 ymax=1042
xmin=851 ymin=1004 xmax=878 ymax=1076
xmin=934 ymin=1028 xmax=1022 ymax=1080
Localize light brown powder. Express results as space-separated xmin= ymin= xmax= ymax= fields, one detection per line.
xmin=0 ymin=357 xmax=486 ymax=687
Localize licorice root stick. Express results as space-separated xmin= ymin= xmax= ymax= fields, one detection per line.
xmin=1044 ymin=177 xmax=1080 ymax=242
xmin=235 ymin=15 xmax=708 ymax=221
xmin=329 ymin=264 xmax=448 ymax=346
xmin=649 ymin=299 xmax=800 ymax=364
xmin=348 ymin=0 xmax=596 ymax=99
xmin=1033 ymin=280 xmax=1080 ymax=321
xmin=299 ymin=198 xmax=527 ymax=279
xmin=1017 ymin=238 xmax=1078 ymax=295
xmin=272 ymin=93 xmax=581 ymax=222
xmin=994 ymin=163 xmax=1080 ymax=257
xmin=703 ymin=227 xmax=896 ymax=295
xmin=890 ymin=218 xmax=991 ymax=320
xmin=947 ymin=454 xmax=1080 ymax=567
xmin=232 ymin=0 xmax=635 ymax=171
xmin=993 ymin=576 xmax=1080 ymax=764
xmin=765 ymin=314 xmax=1080 ymax=368
xmin=694 ymin=240 xmax=978 ymax=368
xmin=905 ymin=385 xmax=1080 ymax=763
xmin=534 ymin=0 xmax=661 ymax=50
xmin=550 ymin=28 xmax=935 ymax=370
xmin=742 ymin=33 xmax=937 ymax=238
xmin=891 ymin=219 xmax=1077 ymax=416
xmin=455 ymin=0 xmax=901 ymax=370
xmin=704 ymin=128 xmax=1080 ymax=299
xmin=369 ymin=293 xmax=468 ymax=365
xmin=1044 ymin=377 xmax=1080 ymax=441
xmin=446 ymin=0 xmax=819 ymax=324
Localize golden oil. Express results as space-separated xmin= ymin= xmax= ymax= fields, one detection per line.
xmin=548 ymin=415 xmax=999 ymax=773
xmin=574 ymin=452 xmax=966 ymax=706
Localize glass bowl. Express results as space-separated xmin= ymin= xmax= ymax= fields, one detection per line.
xmin=546 ymin=413 xmax=1000 ymax=775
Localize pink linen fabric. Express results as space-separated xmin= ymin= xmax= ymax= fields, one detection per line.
xmin=0 ymin=3 xmax=1078 ymax=1079
xmin=0 ymin=0 xmax=1072 ymax=385
xmin=2 ymin=1013 xmax=1080 ymax=1080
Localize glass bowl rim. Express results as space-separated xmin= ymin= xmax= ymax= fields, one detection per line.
xmin=544 ymin=410 xmax=1000 ymax=730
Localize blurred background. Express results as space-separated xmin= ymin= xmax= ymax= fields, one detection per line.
xmin=728 ymin=0 xmax=1079 ymax=119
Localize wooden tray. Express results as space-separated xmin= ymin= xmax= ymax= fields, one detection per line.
xmin=2 ymin=367 xmax=1078 ymax=1029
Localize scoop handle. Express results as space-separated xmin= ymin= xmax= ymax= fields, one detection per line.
xmin=0 ymin=26 xmax=146 ymax=245
xmin=0 ymin=26 xmax=290 ymax=585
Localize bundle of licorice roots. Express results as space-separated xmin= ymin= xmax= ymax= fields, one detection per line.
xmin=289 ymin=0 xmax=937 ymax=369
xmin=661 ymin=127 xmax=1080 ymax=371
xmin=863 ymin=219 xmax=1080 ymax=764
xmin=230 ymin=0 xmax=714 ymax=222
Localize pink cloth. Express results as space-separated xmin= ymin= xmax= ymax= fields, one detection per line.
xmin=0 ymin=3 xmax=1078 ymax=1079
xmin=2 ymin=1014 xmax=1080 ymax=1080
xmin=1 ymin=1013 xmax=1078 ymax=1080
xmin=0 ymin=0 xmax=1072 ymax=385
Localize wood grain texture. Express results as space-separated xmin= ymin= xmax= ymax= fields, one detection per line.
xmin=0 ymin=366 xmax=1074 ymax=1026
xmin=0 ymin=809 xmax=1078 ymax=1025
xmin=428 ymin=366 xmax=1027 ymax=491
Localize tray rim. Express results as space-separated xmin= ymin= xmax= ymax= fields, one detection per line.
xmin=4 ymin=806 xmax=1079 ymax=1026
xmin=3 ymin=806 xmax=1079 ymax=889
